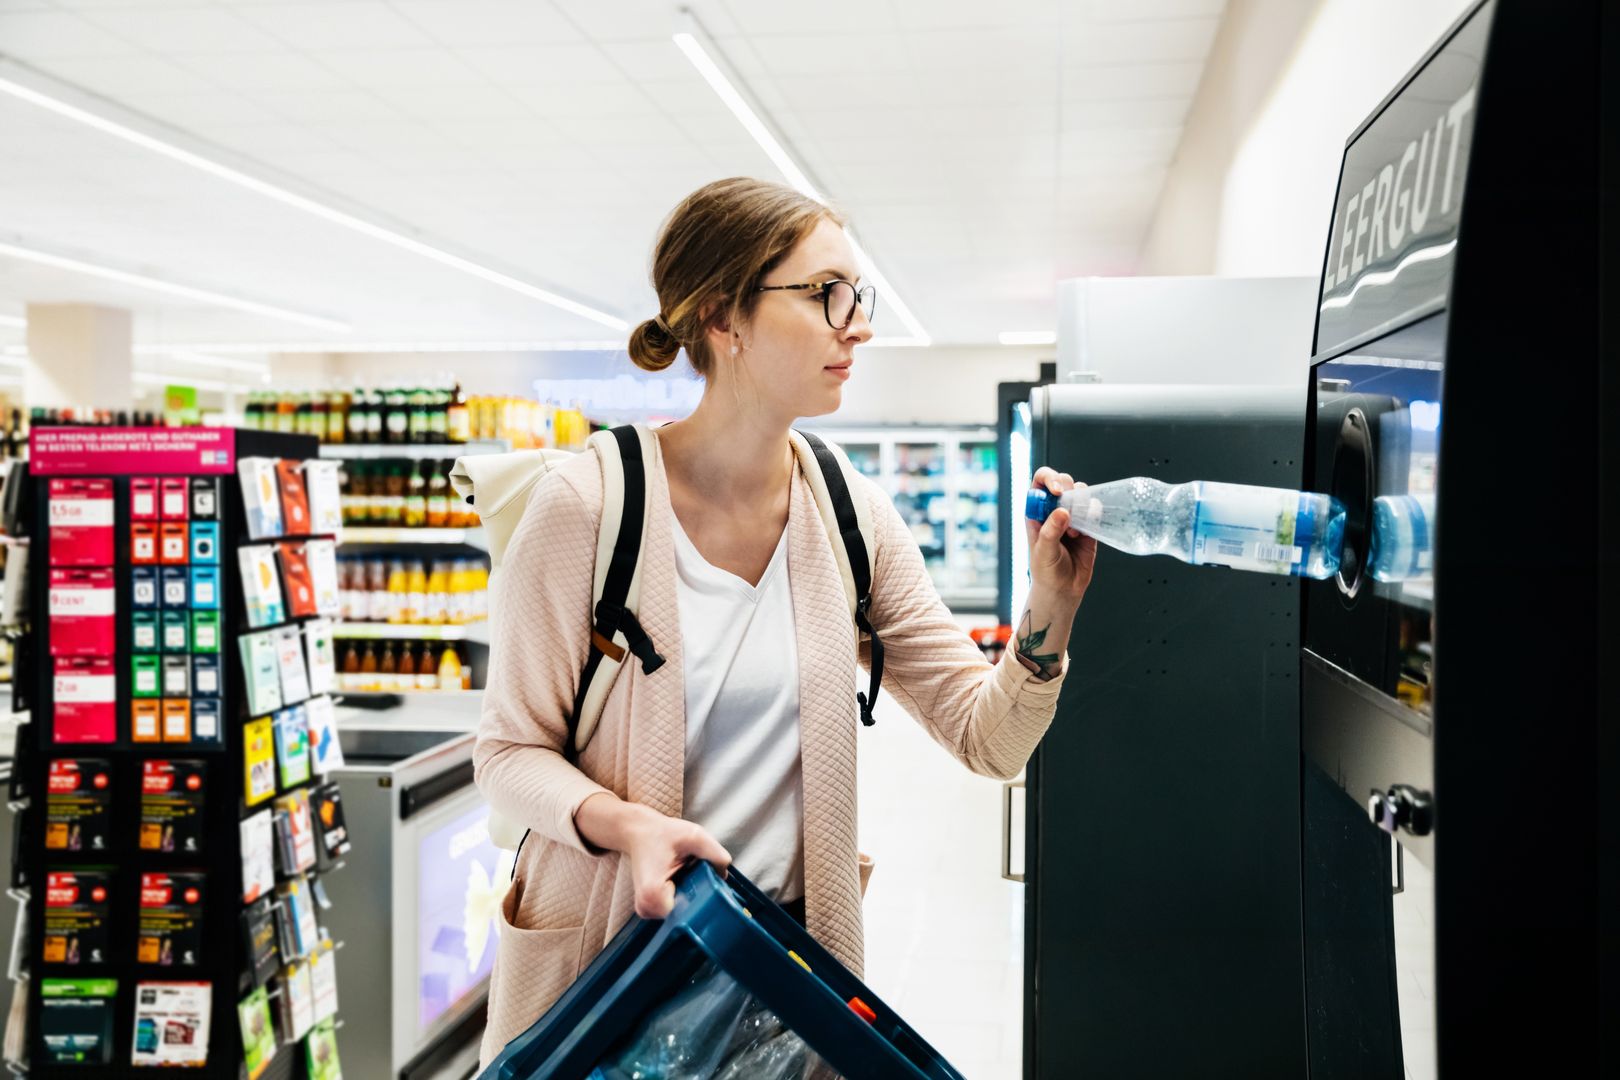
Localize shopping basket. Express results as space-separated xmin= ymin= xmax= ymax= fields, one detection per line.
xmin=480 ymin=860 xmax=966 ymax=1080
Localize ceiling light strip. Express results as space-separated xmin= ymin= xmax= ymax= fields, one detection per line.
xmin=0 ymin=65 xmax=626 ymax=333
xmin=0 ymin=241 xmax=350 ymax=331
xmin=673 ymin=15 xmax=930 ymax=347
xmin=998 ymin=331 xmax=1057 ymax=346
xmin=132 ymin=340 xmax=627 ymax=355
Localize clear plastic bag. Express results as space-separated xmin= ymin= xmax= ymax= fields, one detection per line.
xmin=590 ymin=959 xmax=827 ymax=1080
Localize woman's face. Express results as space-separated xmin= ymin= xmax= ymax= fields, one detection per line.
xmin=716 ymin=217 xmax=874 ymax=419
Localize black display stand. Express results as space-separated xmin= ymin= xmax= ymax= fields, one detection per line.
xmin=13 ymin=427 xmax=340 ymax=1077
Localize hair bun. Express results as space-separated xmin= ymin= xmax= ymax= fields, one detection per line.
xmin=628 ymin=316 xmax=681 ymax=373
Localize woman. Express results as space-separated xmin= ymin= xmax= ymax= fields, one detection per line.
xmin=474 ymin=177 xmax=1095 ymax=1065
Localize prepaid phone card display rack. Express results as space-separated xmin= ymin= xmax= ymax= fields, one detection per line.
xmin=12 ymin=427 xmax=351 ymax=1078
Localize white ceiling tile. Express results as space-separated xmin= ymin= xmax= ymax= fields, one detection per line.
xmin=722 ymin=0 xmax=901 ymax=37
xmin=1082 ymin=0 xmax=1227 ymax=22
xmin=312 ymin=48 xmax=485 ymax=89
xmin=173 ymin=50 xmax=354 ymax=92
xmin=742 ymin=32 xmax=915 ymax=78
xmin=369 ymin=82 xmax=533 ymax=120
xmin=390 ymin=0 xmax=583 ymax=47
xmin=79 ymin=6 xmax=286 ymax=53
xmin=547 ymin=0 xmax=682 ymax=42
xmin=888 ymin=0 xmax=1064 ymax=31
xmin=456 ymin=43 xmax=623 ymax=85
xmin=506 ymin=80 xmax=651 ymax=117
xmin=596 ymin=39 xmax=698 ymax=82
xmin=248 ymin=89 xmax=403 ymax=125
xmin=36 ymin=54 xmax=222 ymax=97
xmin=0 ymin=10 xmax=139 ymax=58
xmin=1063 ymin=97 xmax=1193 ymax=130
xmin=118 ymin=91 xmax=284 ymax=131
xmin=1064 ymin=16 xmax=1220 ymax=64
xmin=233 ymin=2 xmax=437 ymax=50
xmin=1063 ymin=60 xmax=1204 ymax=101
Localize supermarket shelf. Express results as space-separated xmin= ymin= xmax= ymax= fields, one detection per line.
xmin=339 ymin=527 xmax=486 ymax=549
xmin=333 ymin=621 xmax=490 ymax=644
xmin=318 ymin=439 xmax=510 ymax=460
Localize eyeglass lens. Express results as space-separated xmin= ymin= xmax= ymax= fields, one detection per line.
xmin=826 ymin=281 xmax=877 ymax=329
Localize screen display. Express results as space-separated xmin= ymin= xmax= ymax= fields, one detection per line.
xmin=1009 ymin=402 xmax=1033 ymax=624
xmin=415 ymin=801 xmax=510 ymax=1031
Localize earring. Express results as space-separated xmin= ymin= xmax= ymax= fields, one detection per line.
xmin=730 ymin=342 xmax=739 ymax=356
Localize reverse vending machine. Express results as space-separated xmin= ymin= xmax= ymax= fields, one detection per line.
xmin=1299 ymin=2 xmax=1616 ymax=1077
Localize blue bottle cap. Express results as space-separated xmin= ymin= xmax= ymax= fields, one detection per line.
xmin=1025 ymin=489 xmax=1059 ymax=522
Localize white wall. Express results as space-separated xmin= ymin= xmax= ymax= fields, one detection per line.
xmin=1143 ymin=0 xmax=1476 ymax=278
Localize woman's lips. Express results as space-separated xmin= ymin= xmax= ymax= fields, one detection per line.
xmin=826 ymin=364 xmax=852 ymax=381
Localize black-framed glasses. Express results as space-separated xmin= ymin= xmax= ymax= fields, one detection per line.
xmin=756 ymin=279 xmax=877 ymax=330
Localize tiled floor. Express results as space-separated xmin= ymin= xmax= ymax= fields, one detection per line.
xmin=855 ymin=686 xmax=1024 ymax=1080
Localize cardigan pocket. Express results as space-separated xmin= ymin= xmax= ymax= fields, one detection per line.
xmin=483 ymin=885 xmax=587 ymax=1066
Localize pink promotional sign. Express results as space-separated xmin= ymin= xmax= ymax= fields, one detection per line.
xmin=29 ymin=427 xmax=236 ymax=476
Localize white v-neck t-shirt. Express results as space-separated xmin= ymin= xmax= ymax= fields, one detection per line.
xmin=672 ymin=515 xmax=805 ymax=903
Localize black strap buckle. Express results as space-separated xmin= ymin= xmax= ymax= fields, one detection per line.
xmin=595 ymin=600 xmax=666 ymax=675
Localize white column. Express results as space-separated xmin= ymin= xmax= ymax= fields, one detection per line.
xmin=24 ymin=303 xmax=134 ymax=410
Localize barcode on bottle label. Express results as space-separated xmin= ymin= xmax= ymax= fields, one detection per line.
xmin=1254 ymin=543 xmax=1304 ymax=564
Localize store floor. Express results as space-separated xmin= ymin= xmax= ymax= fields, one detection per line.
xmin=857 ymin=680 xmax=1023 ymax=1080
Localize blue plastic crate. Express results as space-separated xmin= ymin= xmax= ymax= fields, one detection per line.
xmin=481 ymin=861 xmax=966 ymax=1080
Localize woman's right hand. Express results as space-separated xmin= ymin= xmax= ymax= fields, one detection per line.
xmin=575 ymin=792 xmax=731 ymax=919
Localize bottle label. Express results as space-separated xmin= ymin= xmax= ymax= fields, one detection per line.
xmin=1189 ymin=483 xmax=1306 ymax=574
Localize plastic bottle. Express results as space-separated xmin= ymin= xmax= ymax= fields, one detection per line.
xmin=404 ymin=561 xmax=428 ymax=625
xmin=379 ymin=642 xmax=398 ymax=692
xmin=424 ymin=561 xmax=448 ymax=625
xmin=425 ymin=462 xmax=449 ymax=528
xmin=398 ymin=640 xmax=417 ymax=687
xmin=1027 ymin=478 xmax=1346 ymax=580
xmin=415 ymin=644 xmax=438 ymax=691
xmin=358 ymin=643 xmax=379 ymax=691
xmin=404 ymin=465 xmax=427 ymax=528
xmin=458 ymin=644 xmax=472 ymax=691
xmin=339 ymin=643 xmax=360 ymax=692
xmin=386 ymin=561 xmax=410 ymax=624
xmin=1367 ymin=493 xmax=1435 ymax=583
xmin=437 ymin=644 xmax=462 ymax=692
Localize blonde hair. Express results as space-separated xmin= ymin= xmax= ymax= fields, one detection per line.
xmin=628 ymin=178 xmax=844 ymax=375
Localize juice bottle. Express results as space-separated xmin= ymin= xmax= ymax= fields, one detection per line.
xmin=367 ymin=560 xmax=390 ymax=622
xmin=404 ymin=464 xmax=426 ymax=528
xmin=339 ymin=643 xmax=360 ymax=692
xmin=415 ymin=643 xmax=438 ymax=691
xmin=437 ymin=643 xmax=462 ymax=692
xmin=447 ymin=560 xmax=468 ymax=626
xmin=471 ymin=561 xmax=489 ymax=622
xmin=398 ymin=638 xmax=417 ymax=687
xmin=406 ymin=561 xmax=429 ymax=625
xmin=359 ymin=643 xmax=379 ymax=692
xmin=386 ymin=560 xmax=409 ymax=624
xmin=379 ymin=642 xmax=398 ymax=692
xmin=425 ymin=461 xmax=448 ymax=528
xmin=425 ymin=561 xmax=448 ymax=625
xmin=457 ymin=644 xmax=472 ymax=691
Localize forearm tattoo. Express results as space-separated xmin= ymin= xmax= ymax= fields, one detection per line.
xmin=1016 ymin=612 xmax=1062 ymax=682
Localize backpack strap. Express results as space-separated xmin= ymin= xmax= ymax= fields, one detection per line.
xmin=791 ymin=430 xmax=884 ymax=727
xmin=566 ymin=424 xmax=665 ymax=764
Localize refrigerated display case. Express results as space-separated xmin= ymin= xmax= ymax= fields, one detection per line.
xmin=805 ymin=427 xmax=998 ymax=611
xmin=1299 ymin=3 xmax=1616 ymax=1077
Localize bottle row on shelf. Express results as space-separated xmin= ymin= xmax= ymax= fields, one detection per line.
xmin=242 ymin=383 xmax=595 ymax=449
xmin=338 ymin=557 xmax=488 ymax=626
xmin=337 ymin=459 xmax=479 ymax=529
xmin=336 ymin=640 xmax=473 ymax=693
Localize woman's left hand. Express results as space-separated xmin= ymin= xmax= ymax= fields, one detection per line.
xmin=1025 ymin=466 xmax=1098 ymax=606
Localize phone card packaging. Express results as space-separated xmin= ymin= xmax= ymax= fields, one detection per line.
xmin=305 ymin=696 xmax=343 ymax=774
xmin=306 ymin=1017 xmax=341 ymax=1080
xmin=308 ymin=939 xmax=339 ymax=1023
xmin=189 ymin=520 xmax=219 ymax=565
xmin=160 ymin=610 xmax=188 ymax=652
xmin=277 ymin=542 xmax=317 ymax=619
xmin=310 ymin=783 xmax=351 ymax=872
xmin=191 ymin=654 xmax=221 ymax=698
xmin=276 ymin=459 xmax=311 ymax=535
xmin=140 ymin=759 xmax=206 ymax=854
xmin=273 ymin=705 xmax=310 ymax=789
xmin=137 ymin=873 xmax=205 ymax=967
xmin=161 ymin=655 xmax=190 ymax=697
xmin=129 ymin=477 xmax=159 ymax=521
xmin=39 ymin=978 xmax=117 ymax=1066
xmin=45 ymin=759 xmax=112 ymax=853
xmin=273 ymin=788 xmax=316 ymax=875
xmin=238 ymin=985 xmax=277 ymax=1079
xmin=240 ymin=631 xmax=283 ymax=717
xmin=304 ymin=538 xmax=341 ymax=616
xmin=237 ymin=458 xmax=283 ymax=540
xmin=43 ymin=870 xmax=111 ymax=965
xmin=54 ymin=658 xmax=116 ymax=743
xmin=191 ymin=611 xmax=220 ymax=653
xmin=304 ymin=620 xmax=336 ymax=696
xmin=305 ymin=460 xmax=342 ymax=536
xmin=130 ymin=522 xmax=159 ymax=565
xmin=190 ymin=699 xmax=222 ymax=746
xmin=189 ymin=566 xmax=221 ymax=610
xmin=278 ymin=959 xmax=314 ymax=1042
xmin=189 ymin=477 xmax=219 ymax=521
xmin=243 ymin=716 xmax=276 ymax=807
xmin=130 ymin=980 xmax=211 ymax=1067
xmin=240 ymin=899 xmax=280 ymax=990
xmin=48 ymin=479 xmax=114 ymax=567
xmin=240 ymin=809 xmax=275 ymax=905
xmin=132 ymin=610 xmax=159 ymax=652
xmin=48 ymin=568 xmax=116 ymax=657
xmin=158 ymin=477 xmax=188 ymax=520
xmin=160 ymin=566 xmax=188 ymax=609
xmin=238 ymin=545 xmax=284 ymax=628
xmin=161 ymin=699 xmax=192 ymax=743
xmin=274 ymin=626 xmax=310 ymax=705
xmin=274 ymin=876 xmax=318 ymax=961
xmin=131 ymin=567 xmax=159 ymax=609
xmin=132 ymin=700 xmax=161 ymax=743
xmin=158 ymin=522 xmax=189 ymax=564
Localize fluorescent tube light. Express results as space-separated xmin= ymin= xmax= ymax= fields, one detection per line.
xmin=674 ymin=14 xmax=930 ymax=347
xmin=0 ymin=63 xmax=626 ymax=332
xmin=0 ymin=241 xmax=350 ymax=331
xmin=998 ymin=331 xmax=1057 ymax=346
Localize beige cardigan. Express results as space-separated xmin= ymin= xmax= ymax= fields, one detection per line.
xmin=474 ymin=433 xmax=1069 ymax=1066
